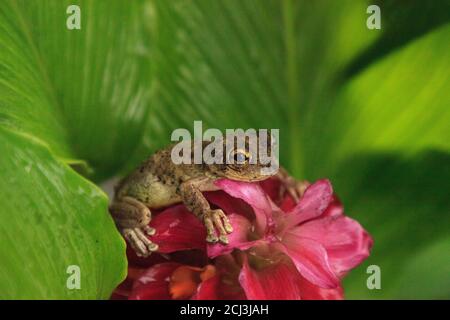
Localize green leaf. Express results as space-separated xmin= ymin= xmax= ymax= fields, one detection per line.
xmin=0 ymin=0 xmax=143 ymax=298
xmin=336 ymin=151 xmax=450 ymax=299
xmin=391 ymin=235 xmax=450 ymax=299
xmin=344 ymin=0 xmax=450 ymax=77
xmin=0 ymin=127 xmax=126 ymax=299
xmin=0 ymin=0 xmax=152 ymax=179
xmin=308 ymin=23 xmax=450 ymax=176
xmin=0 ymin=1 xmax=74 ymax=160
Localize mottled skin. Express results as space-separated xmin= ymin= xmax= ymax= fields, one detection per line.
xmin=110 ymin=139 xmax=306 ymax=257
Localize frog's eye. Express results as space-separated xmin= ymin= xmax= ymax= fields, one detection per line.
xmin=229 ymin=149 xmax=251 ymax=164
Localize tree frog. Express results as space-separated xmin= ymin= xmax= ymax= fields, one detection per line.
xmin=110 ymin=138 xmax=305 ymax=257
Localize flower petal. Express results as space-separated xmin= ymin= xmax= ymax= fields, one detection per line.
xmin=296 ymin=276 xmax=344 ymax=300
xmin=193 ymin=275 xmax=221 ymax=300
xmin=321 ymin=195 xmax=344 ymax=218
xmin=214 ymin=255 xmax=248 ymax=300
xmin=129 ymin=263 xmax=180 ymax=300
xmin=205 ymin=190 xmax=255 ymax=221
xmin=284 ymin=179 xmax=333 ymax=227
xmin=214 ymin=179 xmax=272 ymax=232
xmin=238 ymin=256 xmax=302 ymax=300
xmin=258 ymin=177 xmax=282 ymax=203
xmin=294 ymin=216 xmax=373 ymax=275
xmin=111 ymin=266 xmax=146 ymax=299
xmin=259 ymin=177 xmax=299 ymax=212
xmin=149 ymin=205 xmax=206 ymax=253
xmin=277 ymin=236 xmax=339 ymax=289
xmin=207 ymin=214 xmax=263 ymax=258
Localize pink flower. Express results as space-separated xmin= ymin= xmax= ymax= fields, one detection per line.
xmin=203 ymin=179 xmax=372 ymax=299
xmin=112 ymin=177 xmax=372 ymax=300
xmin=126 ymin=255 xmax=250 ymax=300
xmin=129 ymin=263 xmax=217 ymax=300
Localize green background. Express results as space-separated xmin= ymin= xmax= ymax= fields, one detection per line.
xmin=0 ymin=0 xmax=449 ymax=299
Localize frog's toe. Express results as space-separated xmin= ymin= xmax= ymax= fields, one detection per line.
xmin=135 ymin=227 xmax=159 ymax=253
xmin=220 ymin=213 xmax=233 ymax=233
xmin=148 ymin=242 xmax=159 ymax=252
xmin=203 ymin=210 xmax=233 ymax=244
xmin=203 ymin=215 xmax=219 ymax=243
xmin=206 ymin=234 xmax=219 ymax=243
xmin=144 ymin=225 xmax=156 ymax=236
xmin=210 ymin=209 xmax=232 ymax=240
xmin=122 ymin=228 xmax=151 ymax=257
xmin=218 ymin=235 xmax=229 ymax=244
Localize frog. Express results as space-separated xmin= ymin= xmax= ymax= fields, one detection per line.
xmin=109 ymin=137 xmax=307 ymax=257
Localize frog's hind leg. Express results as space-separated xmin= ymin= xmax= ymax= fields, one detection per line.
xmin=109 ymin=196 xmax=158 ymax=257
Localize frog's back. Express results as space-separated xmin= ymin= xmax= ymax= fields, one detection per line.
xmin=115 ymin=149 xmax=182 ymax=209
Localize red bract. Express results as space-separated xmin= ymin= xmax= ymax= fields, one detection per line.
xmin=112 ymin=177 xmax=373 ymax=300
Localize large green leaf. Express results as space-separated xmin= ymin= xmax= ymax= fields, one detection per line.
xmin=391 ymin=235 xmax=450 ymax=299
xmin=0 ymin=1 xmax=74 ymax=160
xmin=344 ymin=0 xmax=450 ymax=77
xmin=0 ymin=127 xmax=126 ymax=299
xmin=0 ymin=0 xmax=152 ymax=179
xmin=335 ymin=151 xmax=450 ymax=299
xmin=0 ymin=0 xmax=139 ymax=298
xmin=309 ymin=23 xmax=450 ymax=176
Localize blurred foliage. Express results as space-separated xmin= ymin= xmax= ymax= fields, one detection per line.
xmin=0 ymin=0 xmax=449 ymax=299
xmin=337 ymin=151 xmax=450 ymax=298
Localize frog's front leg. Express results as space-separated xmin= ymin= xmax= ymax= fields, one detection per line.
xmin=179 ymin=178 xmax=233 ymax=244
xmin=109 ymin=196 xmax=158 ymax=257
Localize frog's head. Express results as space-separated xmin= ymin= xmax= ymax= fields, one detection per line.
xmin=207 ymin=132 xmax=278 ymax=182
xmin=222 ymin=148 xmax=275 ymax=181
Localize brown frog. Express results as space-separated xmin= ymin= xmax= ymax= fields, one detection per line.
xmin=109 ymin=138 xmax=306 ymax=257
